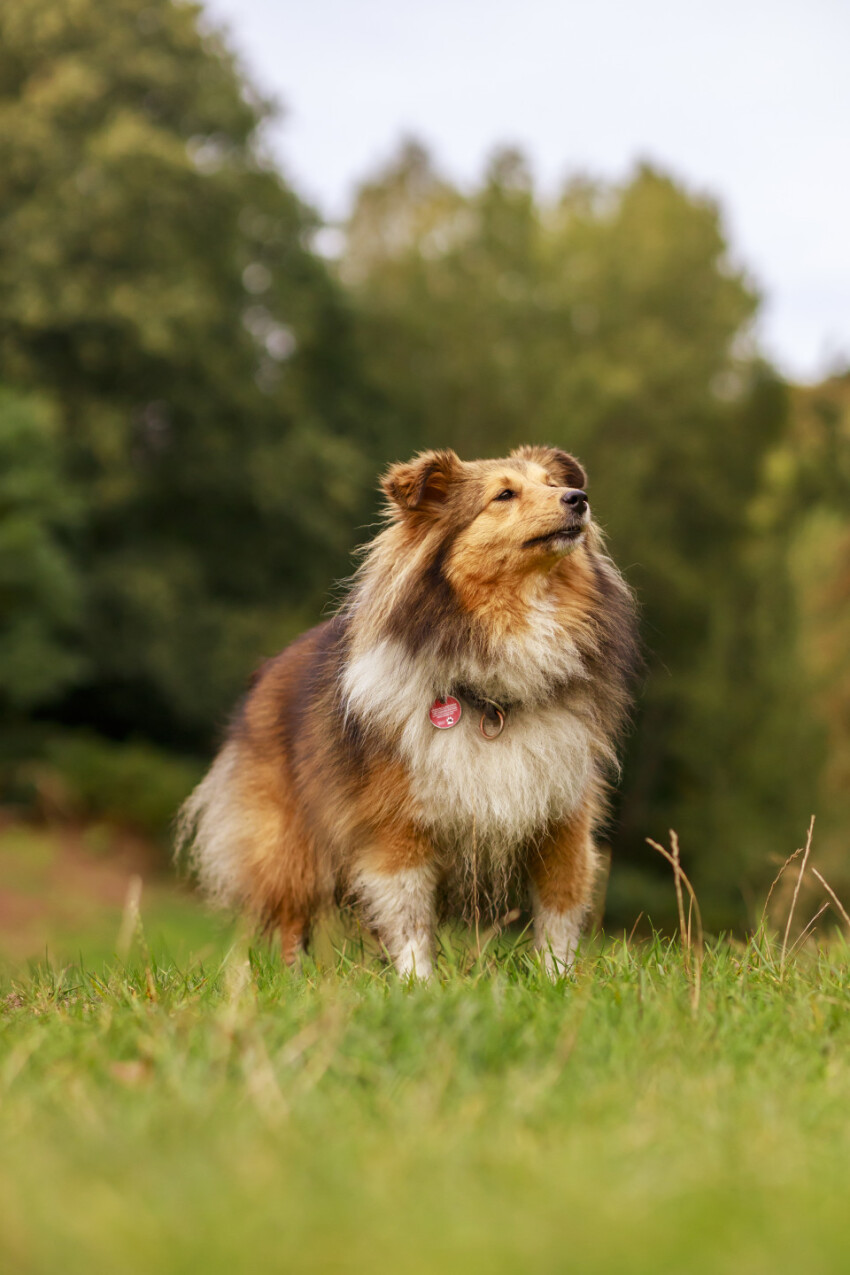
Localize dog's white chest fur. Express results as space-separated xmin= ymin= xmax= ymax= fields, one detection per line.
xmin=403 ymin=697 xmax=593 ymax=850
xmin=342 ymin=633 xmax=593 ymax=853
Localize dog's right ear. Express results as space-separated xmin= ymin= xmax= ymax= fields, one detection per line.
xmin=381 ymin=449 xmax=463 ymax=516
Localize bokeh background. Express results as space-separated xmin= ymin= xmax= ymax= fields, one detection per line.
xmin=2 ymin=0 xmax=849 ymax=962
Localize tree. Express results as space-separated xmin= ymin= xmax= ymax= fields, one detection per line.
xmin=0 ymin=386 xmax=85 ymax=711
xmin=778 ymin=374 xmax=850 ymax=878
xmin=344 ymin=142 xmax=814 ymax=922
xmin=0 ymin=0 xmax=378 ymax=745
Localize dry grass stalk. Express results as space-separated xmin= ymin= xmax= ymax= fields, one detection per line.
xmin=760 ymin=844 xmax=805 ymax=929
xmin=646 ymin=830 xmax=704 ymax=1013
xmin=810 ymin=867 xmax=850 ymax=931
xmin=241 ymin=1035 xmax=288 ymax=1125
xmin=787 ymin=901 xmax=830 ymax=961
xmin=671 ymin=831 xmax=688 ymax=947
xmin=627 ymin=912 xmax=645 ymax=944
xmin=780 ymin=815 xmax=816 ymax=975
xmin=116 ymin=874 xmax=143 ymax=960
xmin=754 ymin=819 xmax=850 ymax=970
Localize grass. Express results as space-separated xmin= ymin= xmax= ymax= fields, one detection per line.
xmin=3 ymin=920 xmax=850 ymax=1275
xmin=3 ymin=816 xmax=850 ymax=1273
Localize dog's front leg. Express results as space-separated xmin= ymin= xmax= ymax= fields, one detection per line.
xmin=530 ymin=799 xmax=598 ymax=977
xmin=353 ymin=844 xmax=439 ymax=980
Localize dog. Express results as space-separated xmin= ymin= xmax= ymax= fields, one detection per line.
xmin=176 ymin=446 xmax=638 ymax=977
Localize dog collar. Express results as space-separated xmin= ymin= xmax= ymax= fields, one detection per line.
xmin=452 ymin=685 xmax=511 ymax=740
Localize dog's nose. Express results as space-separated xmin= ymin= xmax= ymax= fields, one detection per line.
xmin=561 ymin=488 xmax=587 ymax=514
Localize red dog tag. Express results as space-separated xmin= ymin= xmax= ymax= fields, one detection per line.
xmin=428 ymin=696 xmax=462 ymax=729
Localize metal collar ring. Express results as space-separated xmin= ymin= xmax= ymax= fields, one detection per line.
xmin=479 ymin=708 xmax=505 ymax=741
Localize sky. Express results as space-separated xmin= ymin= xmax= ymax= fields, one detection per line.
xmin=205 ymin=0 xmax=850 ymax=383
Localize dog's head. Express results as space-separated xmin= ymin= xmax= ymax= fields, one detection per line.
xmin=381 ymin=445 xmax=591 ymax=588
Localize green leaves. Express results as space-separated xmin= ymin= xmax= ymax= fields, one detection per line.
xmin=0 ymin=4 xmax=841 ymax=925
xmin=0 ymin=388 xmax=86 ymax=708
xmin=342 ymin=141 xmax=811 ymax=914
xmin=0 ymin=0 xmax=377 ymax=745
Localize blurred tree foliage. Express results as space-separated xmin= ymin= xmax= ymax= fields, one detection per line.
xmin=0 ymin=2 xmax=843 ymax=924
xmin=0 ymin=0 xmax=381 ymax=748
xmin=343 ymin=142 xmax=820 ymax=920
xmin=0 ymin=387 xmax=85 ymax=710
xmin=780 ymin=375 xmax=850 ymax=873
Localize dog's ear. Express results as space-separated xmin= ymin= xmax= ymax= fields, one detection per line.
xmin=511 ymin=445 xmax=587 ymax=490
xmin=381 ymin=449 xmax=463 ymax=516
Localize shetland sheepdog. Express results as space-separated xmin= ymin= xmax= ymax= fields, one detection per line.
xmin=177 ymin=446 xmax=638 ymax=977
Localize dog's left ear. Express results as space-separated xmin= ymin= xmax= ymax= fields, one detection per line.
xmin=511 ymin=445 xmax=587 ymax=490
xmin=381 ymin=449 xmax=463 ymax=516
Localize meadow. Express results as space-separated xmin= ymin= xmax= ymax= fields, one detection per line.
xmin=2 ymin=5 xmax=848 ymax=1272
xmin=3 ymin=823 xmax=850 ymax=1275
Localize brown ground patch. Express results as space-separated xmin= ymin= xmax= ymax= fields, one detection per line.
xmin=0 ymin=813 xmax=172 ymax=961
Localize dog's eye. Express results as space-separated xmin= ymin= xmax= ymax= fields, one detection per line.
xmin=493 ymin=489 xmax=517 ymax=502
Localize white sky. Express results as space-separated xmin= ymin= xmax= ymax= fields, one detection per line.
xmin=206 ymin=0 xmax=850 ymax=382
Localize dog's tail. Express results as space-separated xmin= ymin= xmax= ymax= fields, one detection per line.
xmin=174 ymin=742 xmax=247 ymax=910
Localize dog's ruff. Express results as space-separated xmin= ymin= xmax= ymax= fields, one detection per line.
xmin=177 ymin=446 xmax=638 ymax=978
xmin=342 ymin=635 xmax=594 ymax=855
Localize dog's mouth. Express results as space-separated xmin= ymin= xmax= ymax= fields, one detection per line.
xmin=523 ymin=524 xmax=586 ymax=549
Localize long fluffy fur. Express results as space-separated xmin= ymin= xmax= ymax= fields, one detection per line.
xmin=176 ymin=445 xmax=639 ymax=970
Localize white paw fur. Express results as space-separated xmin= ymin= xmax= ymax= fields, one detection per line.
xmin=352 ymin=863 xmax=437 ymax=979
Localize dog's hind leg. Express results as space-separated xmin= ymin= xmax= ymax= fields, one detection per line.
xmin=278 ymin=904 xmax=311 ymax=964
xmin=263 ymin=815 xmax=325 ymax=966
xmin=234 ymin=759 xmax=325 ymax=966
